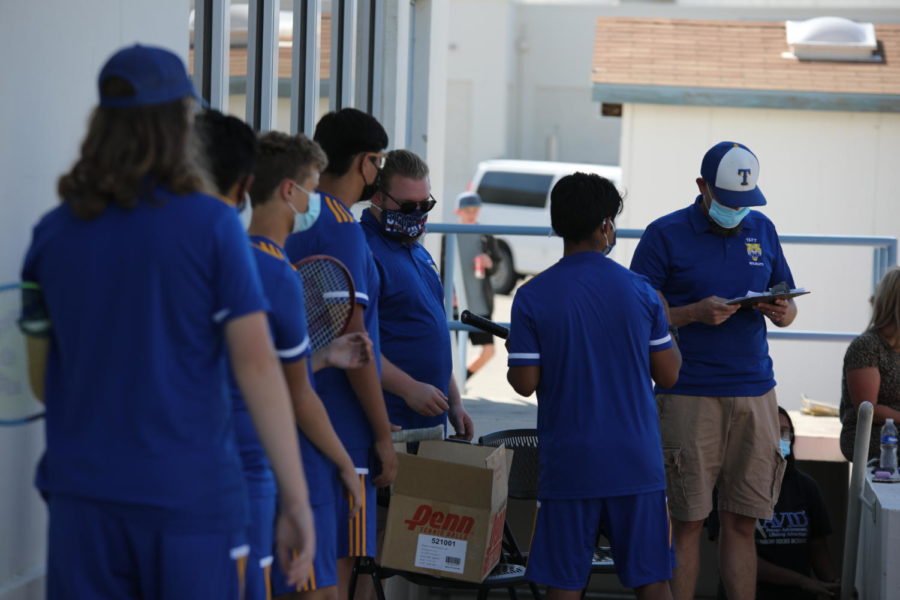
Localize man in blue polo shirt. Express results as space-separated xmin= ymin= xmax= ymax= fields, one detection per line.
xmin=361 ymin=149 xmax=473 ymax=438
xmin=508 ymin=172 xmax=682 ymax=600
xmin=630 ymin=142 xmax=798 ymax=600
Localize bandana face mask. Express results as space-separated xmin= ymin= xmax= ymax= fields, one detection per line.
xmin=380 ymin=207 xmax=428 ymax=241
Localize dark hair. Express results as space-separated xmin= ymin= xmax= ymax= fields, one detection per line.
xmin=58 ymin=77 xmax=208 ymax=219
xmin=313 ymin=108 xmax=388 ymax=176
xmin=778 ymin=406 xmax=797 ymax=472
xmin=195 ymin=110 xmax=258 ymax=196
xmin=550 ymin=172 xmax=623 ymax=243
xmin=250 ymin=131 xmax=328 ymax=207
xmin=381 ymin=149 xmax=429 ymax=190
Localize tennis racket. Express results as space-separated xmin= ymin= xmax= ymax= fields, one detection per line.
xmin=460 ymin=309 xmax=509 ymax=339
xmin=294 ymin=255 xmax=356 ymax=353
xmin=0 ymin=283 xmax=46 ymax=426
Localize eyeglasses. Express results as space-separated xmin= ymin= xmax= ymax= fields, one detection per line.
xmin=381 ymin=189 xmax=437 ymax=214
xmin=366 ymin=152 xmax=388 ymax=169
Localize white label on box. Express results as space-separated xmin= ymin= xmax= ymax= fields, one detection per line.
xmin=414 ymin=534 xmax=468 ymax=574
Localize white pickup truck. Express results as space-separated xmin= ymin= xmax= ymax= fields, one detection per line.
xmin=470 ymin=159 xmax=622 ymax=294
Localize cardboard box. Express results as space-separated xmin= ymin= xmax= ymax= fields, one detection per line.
xmin=381 ymin=441 xmax=512 ymax=583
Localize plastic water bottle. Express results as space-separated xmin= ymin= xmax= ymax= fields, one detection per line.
xmin=880 ymin=418 xmax=898 ymax=475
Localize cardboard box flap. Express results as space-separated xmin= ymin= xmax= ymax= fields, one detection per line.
xmin=416 ymin=440 xmax=506 ymax=468
xmin=394 ymin=453 xmax=494 ymax=508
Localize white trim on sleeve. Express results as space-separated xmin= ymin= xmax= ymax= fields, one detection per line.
xmin=649 ymin=334 xmax=672 ymax=346
xmin=354 ymin=292 xmax=369 ymax=302
xmin=277 ymin=336 xmax=310 ymax=359
xmin=508 ymin=352 xmax=540 ymax=360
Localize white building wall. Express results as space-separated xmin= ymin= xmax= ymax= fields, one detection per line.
xmin=0 ymin=2 xmax=191 ymax=597
xmin=617 ymin=103 xmax=900 ymax=412
xmin=442 ymin=0 xmax=515 ymax=215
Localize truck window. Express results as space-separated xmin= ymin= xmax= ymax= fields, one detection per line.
xmin=477 ymin=171 xmax=555 ymax=209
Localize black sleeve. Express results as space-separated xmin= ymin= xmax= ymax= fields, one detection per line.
xmin=482 ymin=234 xmax=501 ymax=275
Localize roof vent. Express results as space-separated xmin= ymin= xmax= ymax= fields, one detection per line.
xmin=784 ymin=17 xmax=880 ymax=62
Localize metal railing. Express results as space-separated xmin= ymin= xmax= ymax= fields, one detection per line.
xmin=430 ymin=223 xmax=898 ymax=346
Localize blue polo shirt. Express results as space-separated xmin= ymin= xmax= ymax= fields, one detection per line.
xmin=21 ymin=188 xmax=267 ymax=531
xmin=284 ymin=192 xmax=382 ymax=453
xmin=229 ymin=236 xmax=333 ymax=506
xmin=360 ymin=209 xmax=452 ymax=431
xmin=507 ymin=251 xmax=672 ymax=499
xmin=630 ymin=200 xmax=795 ymax=397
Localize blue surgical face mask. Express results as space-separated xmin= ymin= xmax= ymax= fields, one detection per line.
xmin=708 ymin=198 xmax=750 ymax=229
xmin=780 ymin=438 xmax=791 ymax=458
xmin=288 ymin=184 xmax=321 ymax=232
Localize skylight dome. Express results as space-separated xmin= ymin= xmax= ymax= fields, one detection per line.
xmin=784 ymin=17 xmax=879 ymax=62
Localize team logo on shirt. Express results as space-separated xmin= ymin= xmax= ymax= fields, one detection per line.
xmin=745 ymin=242 xmax=762 ymax=262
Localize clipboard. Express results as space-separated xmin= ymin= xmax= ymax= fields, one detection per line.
xmin=725 ymin=285 xmax=810 ymax=308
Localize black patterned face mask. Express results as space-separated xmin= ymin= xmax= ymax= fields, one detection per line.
xmin=379 ymin=207 xmax=428 ymax=241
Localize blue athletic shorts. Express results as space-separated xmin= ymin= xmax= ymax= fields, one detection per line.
xmin=337 ymin=447 xmax=376 ymax=558
xmin=245 ymin=492 xmax=276 ymax=600
xmin=526 ymin=491 xmax=674 ymax=590
xmin=47 ymin=495 xmax=247 ymax=599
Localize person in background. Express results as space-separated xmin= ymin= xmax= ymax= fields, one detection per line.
xmin=711 ymin=407 xmax=839 ymax=599
xmin=451 ymin=191 xmax=502 ymax=379
xmin=840 ymin=266 xmax=900 ymax=462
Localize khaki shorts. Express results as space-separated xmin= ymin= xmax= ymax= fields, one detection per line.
xmin=657 ymin=390 xmax=786 ymax=522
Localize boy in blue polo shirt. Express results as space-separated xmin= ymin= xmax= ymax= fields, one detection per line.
xmin=197 ymin=116 xmax=368 ymax=600
xmin=507 ymin=172 xmax=682 ymax=600
xmin=20 ymin=45 xmax=312 ymax=598
xmin=284 ymin=108 xmax=398 ymax=598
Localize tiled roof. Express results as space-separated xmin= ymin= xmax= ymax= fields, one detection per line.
xmin=592 ymin=17 xmax=900 ymax=97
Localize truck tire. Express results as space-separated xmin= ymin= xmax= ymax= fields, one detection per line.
xmin=490 ymin=241 xmax=518 ymax=295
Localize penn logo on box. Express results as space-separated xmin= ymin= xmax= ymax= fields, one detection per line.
xmin=404 ymin=504 xmax=474 ymax=536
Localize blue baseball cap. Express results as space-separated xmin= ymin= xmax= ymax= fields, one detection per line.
xmin=700 ymin=141 xmax=767 ymax=208
xmin=98 ymin=44 xmax=198 ymax=108
xmin=456 ymin=192 xmax=482 ymax=208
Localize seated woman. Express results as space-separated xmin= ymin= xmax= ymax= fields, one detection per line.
xmin=711 ymin=407 xmax=839 ymax=599
xmin=840 ymin=267 xmax=900 ymax=462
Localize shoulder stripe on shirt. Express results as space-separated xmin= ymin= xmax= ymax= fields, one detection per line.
xmin=509 ymin=352 xmax=540 ymax=360
xmin=649 ymin=334 xmax=672 ymax=346
xmin=325 ymin=196 xmax=352 ymax=223
xmin=251 ymin=240 xmax=286 ymax=260
xmin=277 ymin=336 xmax=310 ymax=359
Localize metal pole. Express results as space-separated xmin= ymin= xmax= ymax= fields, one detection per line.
xmin=841 ymin=400 xmax=874 ymax=600
xmin=291 ymin=0 xmax=321 ymax=135
xmin=443 ymin=232 xmax=456 ymax=318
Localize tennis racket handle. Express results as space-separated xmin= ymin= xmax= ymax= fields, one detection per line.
xmin=460 ymin=310 xmax=509 ymax=339
xmin=390 ymin=424 xmax=445 ymax=443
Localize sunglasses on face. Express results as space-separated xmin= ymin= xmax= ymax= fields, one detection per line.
xmin=366 ymin=152 xmax=387 ymax=169
xmin=381 ymin=189 xmax=437 ymax=214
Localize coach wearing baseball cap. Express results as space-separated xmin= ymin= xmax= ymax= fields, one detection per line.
xmin=631 ymin=141 xmax=798 ymax=600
